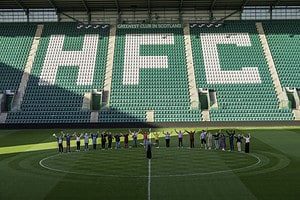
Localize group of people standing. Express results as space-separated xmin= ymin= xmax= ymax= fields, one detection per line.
xmin=173 ymin=129 xmax=251 ymax=153
xmin=150 ymin=129 xmax=251 ymax=153
xmin=53 ymin=128 xmax=251 ymax=154
xmin=53 ymin=130 xmax=128 ymax=153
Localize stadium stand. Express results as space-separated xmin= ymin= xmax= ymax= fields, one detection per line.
xmin=190 ymin=21 xmax=294 ymax=121
xmin=0 ymin=23 xmax=36 ymax=92
xmin=99 ymin=25 xmax=202 ymax=122
xmin=262 ymin=20 xmax=300 ymax=89
xmin=1 ymin=20 xmax=298 ymax=123
xmin=5 ymin=23 xmax=109 ymax=123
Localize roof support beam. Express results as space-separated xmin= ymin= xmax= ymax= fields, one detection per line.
xmin=114 ymin=0 xmax=121 ymax=22
xmin=81 ymin=0 xmax=91 ymax=23
xmin=15 ymin=0 xmax=29 ymax=22
xmin=115 ymin=0 xmax=120 ymax=13
xmin=209 ymin=0 xmax=217 ymax=22
xmin=241 ymin=0 xmax=251 ymax=9
xmin=148 ymin=0 xmax=151 ymax=13
xmin=179 ymin=0 xmax=184 ymax=11
xmin=148 ymin=0 xmax=151 ymax=14
xmin=179 ymin=0 xmax=184 ymax=23
xmin=48 ymin=0 xmax=59 ymax=12
xmin=60 ymin=12 xmax=83 ymax=24
xmin=215 ymin=9 xmax=241 ymax=23
xmin=210 ymin=0 xmax=217 ymax=11
xmin=81 ymin=0 xmax=90 ymax=13
xmin=210 ymin=0 xmax=252 ymax=24
xmin=147 ymin=0 xmax=151 ymax=22
xmin=273 ymin=0 xmax=281 ymax=6
xmin=15 ymin=0 xmax=26 ymax=10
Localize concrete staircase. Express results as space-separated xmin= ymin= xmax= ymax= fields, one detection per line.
xmin=256 ymin=22 xmax=289 ymax=109
xmin=102 ymin=25 xmax=117 ymax=109
xmin=90 ymin=111 xmax=99 ymax=123
xmin=201 ymin=110 xmax=210 ymax=121
xmin=146 ymin=110 xmax=154 ymax=122
xmin=82 ymin=92 xmax=91 ymax=110
xmin=11 ymin=24 xmax=44 ymax=111
xmin=0 ymin=113 xmax=7 ymax=123
xmin=293 ymin=110 xmax=300 ymax=120
xmin=291 ymin=89 xmax=300 ymax=120
xmin=183 ymin=24 xmax=199 ymax=110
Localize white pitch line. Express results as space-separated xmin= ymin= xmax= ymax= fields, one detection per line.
xmin=39 ymin=152 xmax=262 ymax=178
xmin=148 ymin=159 xmax=151 ymax=200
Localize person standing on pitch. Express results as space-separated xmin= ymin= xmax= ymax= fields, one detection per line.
xmin=243 ymin=133 xmax=251 ymax=153
xmin=213 ymin=130 xmax=221 ymax=150
xmin=153 ymin=132 xmax=160 ymax=148
xmin=163 ymin=131 xmax=172 ymax=148
xmin=207 ymin=130 xmax=213 ymax=150
xmin=185 ymin=129 xmax=195 ymax=148
xmin=64 ymin=133 xmax=72 ymax=153
xmin=114 ymin=133 xmax=122 ymax=149
xmin=235 ymin=134 xmax=243 ymax=152
xmin=53 ymin=132 xmax=64 ymax=153
xmin=73 ymin=132 xmax=83 ymax=151
xmin=84 ymin=133 xmax=90 ymax=151
xmin=226 ymin=129 xmax=235 ymax=151
xmin=100 ymin=131 xmax=108 ymax=150
xmin=175 ymin=129 xmax=184 ymax=148
xmin=122 ymin=132 xmax=130 ymax=148
xmin=91 ymin=132 xmax=99 ymax=150
xmin=139 ymin=130 xmax=150 ymax=148
xmin=129 ymin=129 xmax=140 ymax=148
xmin=200 ymin=129 xmax=207 ymax=149
xmin=107 ymin=132 xmax=113 ymax=149
xmin=220 ymin=132 xmax=226 ymax=151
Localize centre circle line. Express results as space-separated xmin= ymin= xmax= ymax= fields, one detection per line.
xmin=39 ymin=152 xmax=261 ymax=178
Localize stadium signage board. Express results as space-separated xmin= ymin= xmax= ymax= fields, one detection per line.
xmin=117 ymin=24 xmax=182 ymax=29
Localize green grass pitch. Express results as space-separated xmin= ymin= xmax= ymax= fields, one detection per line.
xmin=0 ymin=127 xmax=300 ymax=200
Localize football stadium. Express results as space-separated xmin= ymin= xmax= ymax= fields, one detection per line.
xmin=0 ymin=0 xmax=300 ymax=199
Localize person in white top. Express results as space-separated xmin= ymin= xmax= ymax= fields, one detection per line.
xmin=207 ymin=130 xmax=212 ymax=150
xmin=53 ymin=133 xmax=64 ymax=153
xmin=200 ymin=129 xmax=207 ymax=149
xmin=84 ymin=133 xmax=90 ymax=151
xmin=243 ymin=133 xmax=251 ymax=153
xmin=163 ymin=131 xmax=172 ymax=147
xmin=129 ymin=129 xmax=140 ymax=148
xmin=73 ymin=132 xmax=83 ymax=151
xmin=175 ymin=129 xmax=184 ymax=148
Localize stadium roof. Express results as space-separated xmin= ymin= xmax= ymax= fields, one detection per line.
xmin=1 ymin=0 xmax=300 ymax=12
